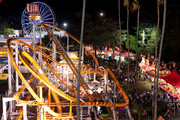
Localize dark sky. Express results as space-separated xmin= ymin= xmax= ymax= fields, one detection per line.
xmin=0 ymin=0 xmax=162 ymax=29
xmin=0 ymin=0 xmax=118 ymax=28
xmin=0 ymin=0 xmax=179 ymax=28
xmin=0 ymin=0 xmax=179 ymax=61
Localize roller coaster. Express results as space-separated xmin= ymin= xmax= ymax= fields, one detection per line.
xmin=2 ymin=23 xmax=130 ymax=120
xmin=1 ymin=1 xmax=131 ymax=120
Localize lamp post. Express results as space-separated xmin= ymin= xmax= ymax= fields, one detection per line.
xmin=63 ymin=23 xmax=69 ymax=53
xmin=63 ymin=23 xmax=67 ymax=30
xmin=99 ymin=12 xmax=104 ymax=22
xmin=99 ymin=12 xmax=104 ymax=17
xmin=63 ymin=22 xmax=70 ymax=92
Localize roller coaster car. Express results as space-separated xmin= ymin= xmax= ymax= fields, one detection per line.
xmin=0 ymin=73 xmax=8 ymax=80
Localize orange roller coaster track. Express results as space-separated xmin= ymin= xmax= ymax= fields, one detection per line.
xmin=7 ymin=23 xmax=129 ymax=119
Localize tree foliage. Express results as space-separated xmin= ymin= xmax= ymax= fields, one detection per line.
xmin=0 ymin=21 xmax=15 ymax=35
xmin=3 ymin=28 xmax=15 ymax=35
xmin=125 ymin=35 xmax=136 ymax=51
xmin=70 ymin=12 xmax=161 ymax=57
xmin=84 ymin=18 xmax=119 ymax=50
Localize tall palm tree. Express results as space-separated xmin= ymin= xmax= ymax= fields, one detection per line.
xmin=132 ymin=0 xmax=140 ymax=95
xmin=155 ymin=0 xmax=166 ymax=119
xmin=124 ymin=1 xmax=133 ymax=119
xmin=123 ymin=0 xmax=130 ymax=83
xmin=77 ymin=0 xmax=86 ymax=119
xmin=154 ymin=0 xmax=164 ymax=120
xmin=117 ymin=0 xmax=122 ymax=74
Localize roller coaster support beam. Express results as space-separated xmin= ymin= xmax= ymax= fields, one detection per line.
xmin=33 ymin=23 xmax=36 ymax=60
xmin=47 ymin=28 xmax=90 ymax=90
xmin=66 ymin=34 xmax=69 ymax=92
xmin=38 ymin=28 xmax=42 ymax=68
xmin=114 ymin=83 xmax=116 ymax=103
xmin=37 ymin=86 xmax=44 ymax=120
xmin=93 ymin=63 xmax=97 ymax=81
xmin=82 ymin=46 xmax=84 ymax=63
xmin=22 ymin=104 xmax=27 ymax=120
xmin=52 ymin=39 xmax=56 ymax=83
xmin=66 ymin=34 xmax=69 ymax=53
xmin=16 ymin=103 xmax=28 ymax=120
xmin=8 ymin=51 xmax=12 ymax=95
xmin=126 ymin=106 xmax=133 ymax=120
xmin=2 ymin=96 xmax=15 ymax=120
xmin=15 ymin=42 xmax=19 ymax=92
xmin=104 ymin=71 xmax=108 ymax=93
xmin=7 ymin=50 xmax=14 ymax=116
xmin=112 ymin=107 xmax=117 ymax=120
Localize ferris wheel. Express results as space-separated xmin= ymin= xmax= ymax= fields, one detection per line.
xmin=21 ymin=2 xmax=56 ymax=35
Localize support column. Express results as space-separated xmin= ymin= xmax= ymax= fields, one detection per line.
xmin=114 ymin=83 xmax=116 ymax=103
xmin=66 ymin=34 xmax=69 ymax=92
xmin=8 ymin=53 xmax=12 ymax=95
xmin=7 ymin=51 xmax=13 ymax=116
xmin=33 ymin=23 xmax=36 ymax=60
xmin=23 ymin=104 xmax=28 ymax=120
xmin=93 ymin=107 xmax=97 ymax=120
xmin=15 ymin=42 xmax=19 ymax=92
xmin=112 ymin=107 xmax=117 ymax=120
xmin=126 ymin=106 xmax=133 ymax=120
xmin=104 ymin=71 xmax=108 ymax=93
xmin=52 ymin=42 xmax=56 ymax=83
xmin=38 ymin=28 xmax=42 ymax=68
xmin=2 ymin=98 xmax=7 ymax=120
xmin=67 ymin=34 xmax=69 ymax=53
xmin=37 ymin=86 xmax=43 ymax=120
xmin=80 ymin=107 xmax=83 ymax=120
xmin=82 ymin=46 xmax=84 ymax=63
xmin=2 ymin=97 xmax=15 ymax=120
xmin=66 ymin=65 xmax=69 ymax=92
xmin=93 ymin=63 xmax=97 ymax=81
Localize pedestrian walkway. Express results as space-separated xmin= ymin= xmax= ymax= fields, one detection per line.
xmin=137 ymin=75 xmax=153 ymax=94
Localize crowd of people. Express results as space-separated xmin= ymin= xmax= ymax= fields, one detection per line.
xmin=84 ymin=54 xmax=180 ymax=119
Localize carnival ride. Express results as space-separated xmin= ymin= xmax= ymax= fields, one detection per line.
xmin=21 ymin=2 xmax=55 ymax=35
xmin=5 ymin=23 xmax=129 ymax=119
xmin=2 ymin=2 xmax=130 ymax=120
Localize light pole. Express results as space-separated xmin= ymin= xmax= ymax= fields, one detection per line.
xmin=63 ymin=23 xmax=67 ymax=30
xmin=99 ymin=12 xmax=104 ymax=22
xmin=63 ymin=23 xmax=69 ymax=52
xmin=99 ymin=12 xmax=104 ymax=17
xmin=63 ymin=22 xmax=70 ymax=93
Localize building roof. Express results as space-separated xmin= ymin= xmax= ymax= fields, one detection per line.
xmin=0 ymin=37 xmax=39 ymax=43
xmin=162 ymin=70 xmax=180 ymax=88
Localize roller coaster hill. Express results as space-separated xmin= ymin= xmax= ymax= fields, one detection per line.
xmin=1 ymin=2 xmax=132 ymax=120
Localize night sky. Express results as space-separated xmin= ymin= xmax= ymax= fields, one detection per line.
xmin=0 ymin=0 xmax=162 ymax=29
xmin=0 ymin=0 xmax=178 ymax=28
xmin=0 ymin=0 xmax=180 ymax=61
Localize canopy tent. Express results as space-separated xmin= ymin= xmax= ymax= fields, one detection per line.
xmin=162 ymin=70 xmax=180 ymax=88
xmin=146 ymin=69 xmax=171 ymax=78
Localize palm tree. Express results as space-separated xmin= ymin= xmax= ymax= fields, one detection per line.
xmin=77 ymin=0 xmax=86 ymax=119
xmin=155 ymin=0 xmax=167 ymax=119
xmin=123 ymin=1 xmax=133 ymax=120
xmin=153 ymin=0 xmax=164 ymax=119
xmin=117 ymin=0 xmax=122 ymax=74
xmin=123 ymin=0 xmax=130 ymax=83
xmin=132 ymin=0 xmax=140 ymax=95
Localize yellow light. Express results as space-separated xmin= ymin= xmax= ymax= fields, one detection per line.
xmin=29 ymin=14 xmax=41 ymax=20
xmin=63 ymin=70 xmax=68 ymax=75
